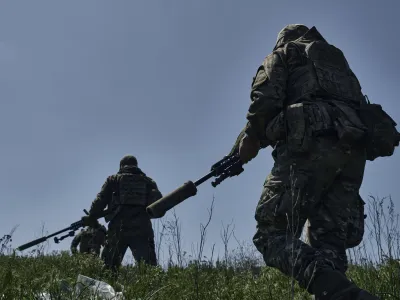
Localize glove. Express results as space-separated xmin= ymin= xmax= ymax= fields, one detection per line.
xmin=239 ymin=134 xmax=260 ymax=164
xmin=81 ymin=215 xmax=99 ymax=228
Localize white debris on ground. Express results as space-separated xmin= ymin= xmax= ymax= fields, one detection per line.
xmin=35 ymin=274 xmax=125 ymax=300
xmin=75 ymin=274 xmax=124 ymax=299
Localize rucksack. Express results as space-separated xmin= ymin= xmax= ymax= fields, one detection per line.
xmin=359 ymin=95 xmax=399 ymax=161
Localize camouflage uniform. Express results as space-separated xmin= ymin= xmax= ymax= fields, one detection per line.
xmin=239 ymin=25 xmax=379 ymax=299
xmin=304 ymin=192 xmax=366 ymax=267
xmin=70 ymin=225 xmax=107 ymax=256
xmin=88 ymin=155 xmax=162 ymax=273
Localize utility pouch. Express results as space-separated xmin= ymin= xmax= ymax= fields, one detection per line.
xmin=332 ymin=101 xmax=367 ymax=145
xmin=304 ymin=102 xmax=336 ymax=136
xmin=358 ymin=96 xmax=399 ymax=161
xmin=285 ymin=103 xmax=311 ymax=154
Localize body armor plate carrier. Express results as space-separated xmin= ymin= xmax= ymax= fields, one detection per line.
xmin=118 ymin=174 xmax=148 ymax=206
xmin=305 ymin=40 xmax=362 ymax=104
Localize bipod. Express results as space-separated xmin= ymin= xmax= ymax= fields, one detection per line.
xmin=54 ymin=230 xmax=75 ymax=244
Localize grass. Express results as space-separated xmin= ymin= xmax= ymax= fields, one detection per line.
xmin=0 ymin=195 xmax=399 ymax=299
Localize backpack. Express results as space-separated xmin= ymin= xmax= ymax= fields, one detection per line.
xmin=359 ymin=95 xmax=399 ymax=161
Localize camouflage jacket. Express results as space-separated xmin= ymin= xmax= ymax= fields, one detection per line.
xmin=88 ymin=166 xmax=162 ymax=236
xmin=241 ymin=26 xmax=365 ymax=148
xmin=70 ymin=225 xmax=107 ymax=254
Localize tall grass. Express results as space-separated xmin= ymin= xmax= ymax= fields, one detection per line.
xmin=0 ymin=195 xmax=399 ymax=299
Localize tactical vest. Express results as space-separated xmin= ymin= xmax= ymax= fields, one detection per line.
xmin=85 ymin=227 xmax=106 ymax=249
xmin=79 ymin=230 xmax=99 ymax=252
xmin=285 ymin=40 xmax=364 ymax=106
xmin=117 ymin=174 xmax=148 ymax=206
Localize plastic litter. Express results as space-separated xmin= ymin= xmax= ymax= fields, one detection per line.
xmin=32 ymin=274 xmax=124 ymax=300
xmin=75 ymin=274 xmax=124 ymax=299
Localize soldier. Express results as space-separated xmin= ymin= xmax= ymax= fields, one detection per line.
xmin=81 ymin=155 xmax=162 ymax=275
xmin=70 ymin=225 xmax=107 ymax=256
xmin=233 ymin=25 xmax=383 ymax=299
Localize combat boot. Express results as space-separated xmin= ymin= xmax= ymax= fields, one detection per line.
xmin=311 ymin=268 xmax=380 ymax=300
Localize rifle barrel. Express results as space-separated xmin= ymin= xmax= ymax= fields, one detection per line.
xmin=16 ymin=209 xmax=110 ymax=252
xmin=194 ymin=171 xmax=215 ymax=186
xmin=16 ymin=225 xmax=75 ymax=251
xmin=16 ymin=236 xmax=47 ymax=251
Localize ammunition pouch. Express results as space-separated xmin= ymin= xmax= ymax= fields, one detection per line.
xmin=285 ymin=103 xmax=312 ymax=154
xmin=305 ymin=102 xmax=337 ymax=137
xmin=284 ymin=102 xmax=337 ymax=154
xmin=329 ymin=101 xmax=368 ymax=146
xmin=358 ymin=98 xmax=399 ymax=161
xmin=271 ymin=100 xmax=380 ymax=156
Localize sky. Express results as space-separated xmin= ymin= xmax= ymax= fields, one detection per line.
xmin=0 ymin=0 xmax=399 ymax=265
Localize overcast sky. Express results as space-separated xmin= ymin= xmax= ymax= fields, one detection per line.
xmin=0 ymin=0 xmax=399 ymax=264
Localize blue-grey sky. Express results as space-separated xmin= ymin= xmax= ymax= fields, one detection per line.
xmin=1 ymin=0 xmax=399 ymax=263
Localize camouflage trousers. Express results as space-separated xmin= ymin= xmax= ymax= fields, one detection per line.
xmin=253 ymin=136 xmax=366 ymax=292
xmin=101 ymin=228 xmax=157 ymax=274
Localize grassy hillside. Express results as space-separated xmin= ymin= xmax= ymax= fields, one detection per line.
xmin=0 ymin=196 xmax=399 ymax=299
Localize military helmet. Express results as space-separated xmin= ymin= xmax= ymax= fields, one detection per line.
xmin=120 ymin=155 xmax=138 ymax=167
xmin=274 ymin=24 xmax=309 ymax=50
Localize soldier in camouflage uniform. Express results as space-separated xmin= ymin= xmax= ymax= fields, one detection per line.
xmin=82 ymin=155 xmax=162 ymax=274
xmin=234 ymin=25 xmax=380 ymax=299
xmin=70 ymin=225 xmax=107 ymax=256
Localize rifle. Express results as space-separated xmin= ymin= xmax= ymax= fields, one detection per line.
xmin=16 ymin=209 xmax=108 ymax=251
xmin=146 ymin=152 xmax=244 ymax=218
xmin=53 ymin=209 xmax=89 ymax=244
